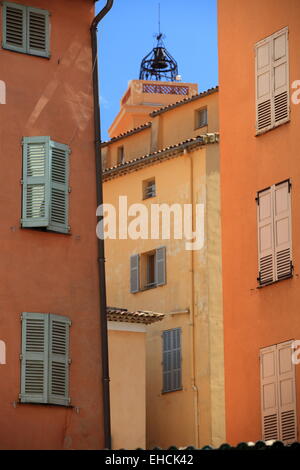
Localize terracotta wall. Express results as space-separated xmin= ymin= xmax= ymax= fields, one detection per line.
xmin=218 ymin=0 xmax=300 ymax=445
xmin=0 ymin=0 xmax=104 ymax=449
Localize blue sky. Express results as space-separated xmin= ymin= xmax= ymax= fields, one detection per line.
xmin=97 ymin=0 xmax=218 ymax=140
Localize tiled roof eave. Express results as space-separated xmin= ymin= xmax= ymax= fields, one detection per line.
xmin=107 ymin=307 xmax=165 ymax=325
xmin=103 ymin=133 xmax=219 ymax=181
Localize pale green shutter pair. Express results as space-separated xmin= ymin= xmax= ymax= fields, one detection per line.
xmin=21 ymin=137 xmax=70 ymax=234
xmin=2 ymin=2 xmax=50 ymax=57
xmin=20 ymin=312 xmax=71 ymax=406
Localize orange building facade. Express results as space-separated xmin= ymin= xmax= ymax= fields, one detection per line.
xmin=0 ymin=0 xmax=106 ymax=449
xmin=219 ymin=0 xmax=300 ymax=445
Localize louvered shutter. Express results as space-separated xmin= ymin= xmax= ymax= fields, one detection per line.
xmin=20 ymin=313 xmax=49 ymax=404
xmin=27 ymin=7 xmax=50 ymax=58
xmin=3 ymin=2 xmax=26 ymax=53
xmin=260 ymin=345 xmax=279 ymax=441
xmin=277 ymin=341 xmax=297 ymax=444
xmin=22 ymin=136 xmax=50 ymax=228
xmin=163 ymin=329 xmax=182 ymax=393
xmin=272 ymin=28 xmax=289 ymax=126
xmin=257 ymin=188 xmax=275 ymax=285
xmin=274 ymin=181 xmax=292 ymax=280
xmin=156 ymin=246 xmax=166 ymax=286
xmin=48 ymin=141 xmax=70 ymax=234
xmin=172 ymin=328 xmax=182 ymax=391
xmin=162 ymin=330 xmax=172 ymax=393
xmin=48 ymin=314 xmax=71 ymax=406
xmin=130 ymin=254 xmax=140 ymax=293
xmin=256 ymin=37 xmax=272 ymax=132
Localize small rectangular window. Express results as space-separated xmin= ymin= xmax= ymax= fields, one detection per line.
xmin=130 ymin=247 xmax=166 ymax=293
xmin=20 ymin=312 xmax=71 ymax=406
xmin=21 ymin=136 xmax=70 ymax=234
xmin=162 ymin=328 xmax=182 ymax=393
xmin=2 ymin=2 xmax=50 ymax=58
xmin=117 ymin=146 xmax=124 ymax=165
xmin=143 ymin=178 xmax=156 ymax=199
xmin=195 ymin=107 xmax=208 ymax=129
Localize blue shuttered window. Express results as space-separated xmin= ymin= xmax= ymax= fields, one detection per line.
xmin=20 ymin=312 xmax=71 ymax=406
xmin=162 ymin=328 xmax=182 ymax=393
xmin=22 ymin=137 xmax=70 ymax=234
xmin=2 ymin=2 xmax=50 ymax=58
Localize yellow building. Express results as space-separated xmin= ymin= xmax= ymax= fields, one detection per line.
xmin=102 ymin=79 xmax=225 ymax=449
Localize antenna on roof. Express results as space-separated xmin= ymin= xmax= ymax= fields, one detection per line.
xmin=158 ymin=3 xmax=161 ymax=36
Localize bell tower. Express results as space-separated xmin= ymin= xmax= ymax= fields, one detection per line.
xmin=139 ymin=33 xmax=178 ymax=82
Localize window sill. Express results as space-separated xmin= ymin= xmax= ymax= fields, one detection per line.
xmin=161 ymin=387 xmax=183 ymax=395
xmin=16 ymin=401 xmax=73 ymax=408
xmin=257 ymin=274 xmax=293 ymax=289
xmin=141 ymin=284 xmax=157 ymax=291
xmin=255 ymin=119 xmax=290 ymax=136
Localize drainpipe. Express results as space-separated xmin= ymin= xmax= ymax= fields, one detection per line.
xmin=91 ymin=0 xmax=114 ymax=450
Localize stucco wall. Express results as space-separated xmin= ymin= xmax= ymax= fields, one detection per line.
xmin=0 ymin=0 xmax=104 ymax=449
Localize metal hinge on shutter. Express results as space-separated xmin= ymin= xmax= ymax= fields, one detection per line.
xmin=257 ymin=272 xmax=261 ymax=283
xmin=68 ymin=358 xmax=72 ymax=365
xmin=19 ymin=354 xmax=23 ymax=360
xmin=255 ymin=196 xmax=259 ymax=205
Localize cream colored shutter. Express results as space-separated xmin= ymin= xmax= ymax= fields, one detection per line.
xmin=48 ymin=314 xmax=71 ymax=406
xmin=20 ymin=313 xmax=49 ymax=404
xmin=256 ymin=37 xmax=272 ymax=132
xmin=277 ymin=341 xmax=297 ymax=443
xmin=257 ymin=188 xmax=275 ymax=285
xmin=272 ymin=28 xmax=289 ymax=126
xmin=260 ymin=345 xmax=279 ymax=441
xmin=273 ymin=181 xmax=292 ymax=281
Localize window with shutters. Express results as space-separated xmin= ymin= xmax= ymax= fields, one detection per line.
xmin=20 ymin=312 xmax=71 ymax=406
xmin=195 ymin=107 xmax=208 ymax=129
xmin=2 ymin=2 xmax=50 ymax=58
xmin=260 ymin=341 xmax=297 ymax=444
xmin=162 ymin=328 xmax=182 ymax=393
xmin=117 ymin=146 xmax=124 ymax=165
xmin=255 ymin=27 xmax=289 ymax=134
xmin=143 ymin=178 xmax=156 ymax=199
xmin=21 ymin=136 xmax=70 ymax=234
xmin=130 ymin=246 xmax=166 ymax=293
xmin=257 ymin=180 xmax=292 ymax=286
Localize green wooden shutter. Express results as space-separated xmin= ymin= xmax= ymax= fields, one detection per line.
xmin=48 ymin=314 xmax=71 ymax=406
xmin=27 ymin=7 xmax=50 ymax=58
xmin=48 ymin=141 xmax=70 ymax=234
xmin=3 ymin=2 xmax=26 ymax=54
xmin=22 ymin=136 xmax=50 ymax=228
xmin=20 ymin=312 xmax=49 ymax=404
xmin=130 ymin=254 xmax=140 ymax=293
xmin=156 ymin=246 xmax=166 ymax=286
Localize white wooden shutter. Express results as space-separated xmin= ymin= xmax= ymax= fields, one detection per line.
xmin=156 ymin=246 xmax=166 ymax=286
xmin=3 ymin=2 xmax=26 ymax=53
xmin=257 ymin=188 xmax=275 ymax=285
xmin=48 ymin=314 xmax=71 ymax=406
xmin=20 ymin=313 xmax=49 ymax=404
xmin=277 ymin=341 xmax=297 ymax=443
xmin=130 ymin=254 xmax=140 ymax=293
xmin=260 ymin=345 xmax=280 ymax=441
xmin=48 ymin=141 xmax=70 ymax=234
xmin=27 ymin=7 xmax=50 ymax=58
xmin=22 ymin=137 xmax=50 ymax=228
xmin=273 ymin=181 xmax=292 ymax=280
xmin=272 ymin=28 xmax=289 ymax=126
xmin=256 ymin=37 xmax=272 ymax=132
